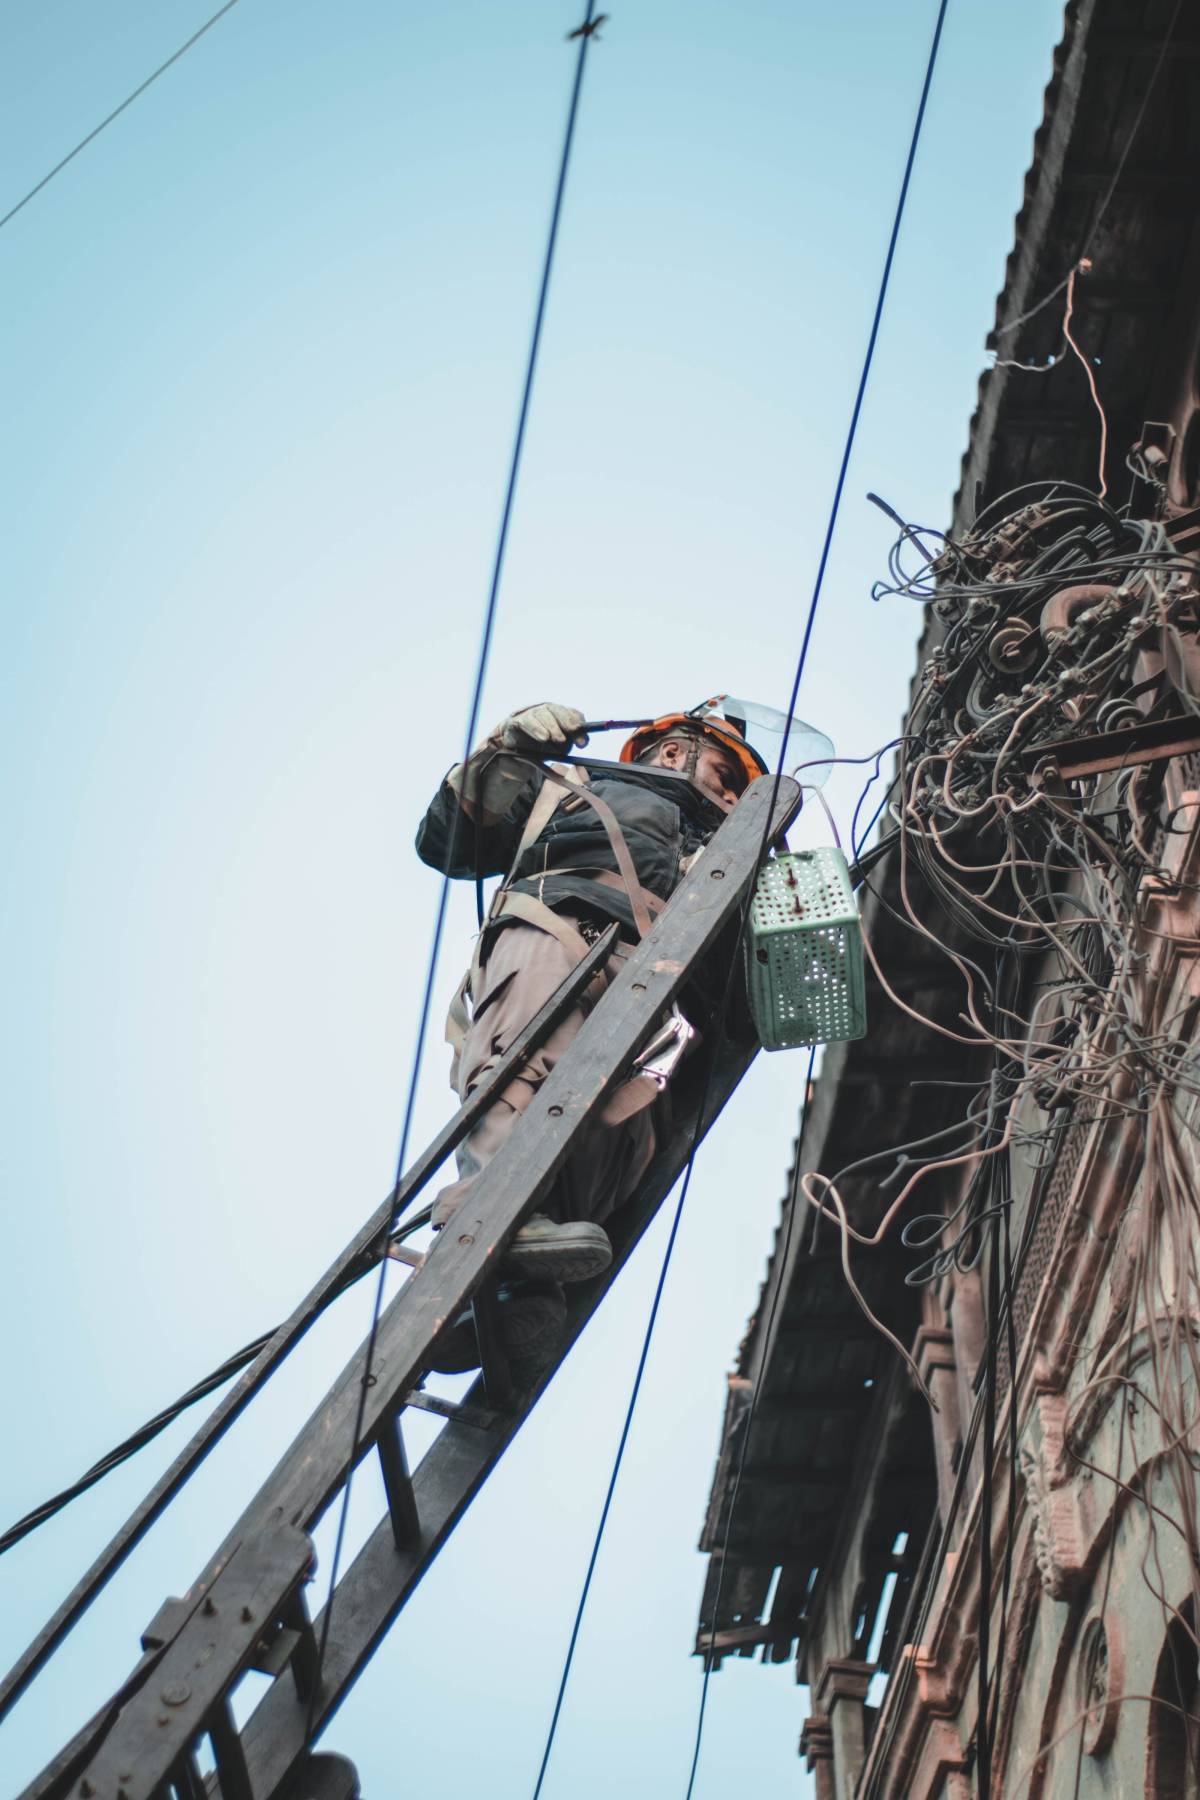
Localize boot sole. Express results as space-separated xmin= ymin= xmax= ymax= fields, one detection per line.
xmin=503 ymin=1240 xmax=612 ymax=1284
xmin=428 ymin=1297 xmax=566 ymax=1374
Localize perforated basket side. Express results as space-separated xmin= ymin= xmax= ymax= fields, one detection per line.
xmin=744 ymin=850 xmax=866 ymax=1050
xmin=748 ymin=848 xmax=858 ymax=935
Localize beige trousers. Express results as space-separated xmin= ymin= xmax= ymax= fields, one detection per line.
xmin=431 ymin=921 xmax=657 ymax=1231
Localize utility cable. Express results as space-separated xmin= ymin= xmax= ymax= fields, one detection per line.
xmin=683 ymin=1046 xmax=817 ymax=1799
xmin=529 ymin=1033 xmax=741 ymax=1800
xmin=531 ymin=711 xmax=861 ymax=1789
xmin=2 ymin=0 xmax=595 ymax=1656
xmin=531 ymin=707 xmax=909 ymax=1786
xmin=0 ymin=0 xmax=243 ymax=233
xmin=0 ymin=1208 xmax=436 ymax=1559
xmin=686 ymin=0 xmax=950 ymax=1789
xmin=306 ymin=0 xmax=602 ymax=1736
xmin=534 ymin=0 xmax=952 ymax=1765
xmin=0 ymin=1329 xmax=270 ymax=1556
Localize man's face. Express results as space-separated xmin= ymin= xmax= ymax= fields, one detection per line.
xmin=650 ymin=735 xmax=746 ymax=809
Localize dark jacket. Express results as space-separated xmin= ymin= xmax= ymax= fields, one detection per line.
xmin=415 ymin=761 xmax=726 ymax=942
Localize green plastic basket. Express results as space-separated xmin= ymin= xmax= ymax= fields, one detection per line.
xmin=744 ymin=848 xmax=867 ymax=1051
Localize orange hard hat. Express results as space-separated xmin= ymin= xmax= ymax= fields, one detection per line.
xmin=619 ymin=711 xmax=768 ymax=791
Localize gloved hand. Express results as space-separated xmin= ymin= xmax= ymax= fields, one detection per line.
xmin=487 ymin=702 xmax=588 ymax=755
xmin=448 ymin=703 xmax=587 ymax=821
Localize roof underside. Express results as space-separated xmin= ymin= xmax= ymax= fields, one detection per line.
xmin=697 ymin=0 xmax=1200 ymax=1673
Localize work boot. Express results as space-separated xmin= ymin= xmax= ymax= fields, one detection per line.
xmin=428 ymin=1279 xmax=566 ymax=1375
xmin=503 ymin=1214 xmax=612 ymax=1284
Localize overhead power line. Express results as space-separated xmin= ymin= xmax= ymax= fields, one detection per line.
xmin=0 ymin=0 xmax=242 ymax=233
xmin=0 ymin=1330 xmax=269 ymax=1555
xmin=685 ymin=0 xmax=952 ymax=1790
xmin=304 ymin=0 xmax=605 ymax=1739
xmin=529 ymin=3 xmax=953 ymax=1782
xmin=0 ymin=1210 xmax=437 ymax=1560
xmin=0 ymin=0 xmax=602 ymax=1704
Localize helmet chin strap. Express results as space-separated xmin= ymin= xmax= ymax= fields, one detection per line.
xmin=638 ymin=730 xmax=730 ymax=808
xmin=679 ymin=732 xmax=736 ymax=812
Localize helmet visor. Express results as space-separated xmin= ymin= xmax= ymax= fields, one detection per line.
xmin=720 ymin=698 xmax=834 ymax=787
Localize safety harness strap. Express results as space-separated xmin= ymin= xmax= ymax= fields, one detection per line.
xmin=533 ymin=768 xmax=656 ymax=940
xmin=446 ymin=757 xmax=658 ymax=1052
xmin=486 ymin=889 xmax=595 ymax=963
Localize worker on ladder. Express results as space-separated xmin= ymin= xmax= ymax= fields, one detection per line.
xmin=416 ymin=700 xmax=767 ymax=1373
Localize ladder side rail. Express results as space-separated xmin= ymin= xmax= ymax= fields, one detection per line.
xmin=237 ymin=1034 xmax=755 ymax=1798
xmin=33 ymin=776 xmax=798 ymax=1800
xmin=0 ymin=929 xmax=617 ymax=1729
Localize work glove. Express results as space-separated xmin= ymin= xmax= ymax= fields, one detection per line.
xmin=486 ymin=702 xmax=588 ymax=754
xmin=448 ymin=704 xmax=587 ymax=822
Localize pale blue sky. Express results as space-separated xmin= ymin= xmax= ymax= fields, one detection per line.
xmin=1 ymin=2 xmax=1063 ymax=1794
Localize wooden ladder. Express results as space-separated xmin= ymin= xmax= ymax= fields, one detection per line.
xmin=14 ymin=775 xmax=800 ymax=1800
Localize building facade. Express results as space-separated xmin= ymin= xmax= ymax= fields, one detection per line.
xmin=697 ymin=3 xmax=1200 ymax=1794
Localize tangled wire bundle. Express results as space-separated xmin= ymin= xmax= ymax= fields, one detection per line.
xmin=804 ymin=478 xmax=1200 ymax=1782
xmin=812 ymin=482 xmax=1200 ymax=1282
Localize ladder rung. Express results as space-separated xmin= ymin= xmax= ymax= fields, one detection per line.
xmin=209 ymin=1697 xmax=253 ymax=1800
xmin=377 ymin=1416 xmax=421 ymax=1552
xmin=22 ymin=784 xmax=800 ymax=1800
xmin=402 ymin=1387 xmax=497 ymax=1430
xmin=385 ymin=1242 xmax=424 ymax=1269
xmin=279 ymin=1588 xmax=320 ymax=1704
xmin=471 ymin=1284 xmax=514 ymax=1411
xmin=170 ymin=1751 xmax=207 ymax=1800
xmin=246 ymin=1624 xmax=301 ymax=1680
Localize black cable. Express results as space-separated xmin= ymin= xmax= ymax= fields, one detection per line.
xmin=0 ymin=1207 xmax=436 ymax=1559
xmin=533 ymin=342 xmax=943 ymax=1791
xmin=0 ymin=0 xmax=243 ymax=233
xmin=0 ymin=1331 xmax=269 ymax=1555
xmin=305 ymin=0 xmax=602 ymax=1738
xmin=683 ymin=10 xmax=953 ymax=1788
xmin=683 ymin=1045 xmax=817 ymax=1800
xmin=855 ymin=497 xmax=1198 ymax=1772
xmin=528 ymin=1016 xmax=763 ymax=1799
xmin=859 ymin=1121 xmax=1060 ymax=1797
xmin=530 ymin=625 xmax=914 ymax=1791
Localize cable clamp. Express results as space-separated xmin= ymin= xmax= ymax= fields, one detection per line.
xmin=567 ymin=12 xmax=608 ymax=39
xmin=631 ymin=1005 xmax=695 ymax=1091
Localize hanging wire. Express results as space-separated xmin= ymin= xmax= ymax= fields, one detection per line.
xmin=833 ymin=371 xmax=1200 ymax=1798
xmin=0 ymin=0 xmax=244 ymax=232
xmin=306 ymin=0 xmax=602 ymax=1729
xmin=684 ymin=1047 xmax=817 ymax=1797
xmin=685 ymin=0 xmax=951 ymax=1787
xmin=0 ymin=1204 xmax=438 ymax=1559
xmin=528 ymin=1029 xmax=746 ymax=1799
xmin=0 ymin=741 xmax=902 ymax=1564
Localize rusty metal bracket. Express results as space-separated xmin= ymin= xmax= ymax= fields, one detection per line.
xmin=1023 ymin=711 xmax=1200 ymax=781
